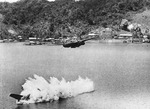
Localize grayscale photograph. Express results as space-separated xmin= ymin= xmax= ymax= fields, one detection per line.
xmin=0 ymin=0 xmax=150 ymax=109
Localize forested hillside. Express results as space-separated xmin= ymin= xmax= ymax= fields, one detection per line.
xmin=0 ymin=0 xmax=150 ymax=40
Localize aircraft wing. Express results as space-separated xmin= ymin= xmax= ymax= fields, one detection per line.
xmin=9 ymin=93 xmax=23 ymax=101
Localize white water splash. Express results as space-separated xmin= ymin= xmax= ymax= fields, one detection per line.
xmin=17 ymin=74 xmax=94 ymax=104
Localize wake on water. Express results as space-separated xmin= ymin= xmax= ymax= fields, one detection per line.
xmin=17 ymin=74 xmax=94 ymax=104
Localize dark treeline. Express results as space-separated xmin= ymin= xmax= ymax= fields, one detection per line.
xmin=0 ymin=0 xmax=150 ymax=40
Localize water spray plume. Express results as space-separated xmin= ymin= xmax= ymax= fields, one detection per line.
xmin=16 ymin=74 xmax=94 ymax=104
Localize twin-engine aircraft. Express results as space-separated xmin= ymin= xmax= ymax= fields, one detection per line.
xmin=62 ymin=36 xmax=96 ymax=48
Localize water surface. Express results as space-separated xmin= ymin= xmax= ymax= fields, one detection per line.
xmin=1 ymin=42 xmax=150 ymax=109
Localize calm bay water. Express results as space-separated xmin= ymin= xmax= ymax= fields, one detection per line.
xmin=1 ymin=41 xmax=150 ymax=109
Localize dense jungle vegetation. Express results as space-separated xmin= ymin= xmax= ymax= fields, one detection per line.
xmin=0 ymin=0 xmax=150 ymax=40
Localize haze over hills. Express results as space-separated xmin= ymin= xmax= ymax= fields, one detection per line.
xmin=132 ymin=8 xmax=150 ymax=29
xmin=0 ymin=0 xmax=150 ymax=40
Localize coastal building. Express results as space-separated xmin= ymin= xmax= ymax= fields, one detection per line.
xmin=117 ymin=30 xmax=132 ymax=38
xmin=24 ymin=37 xmax=42 ymax=45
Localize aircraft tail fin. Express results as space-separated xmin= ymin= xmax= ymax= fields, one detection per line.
xmin=9 ymin=94 xmax=23 ymax=101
